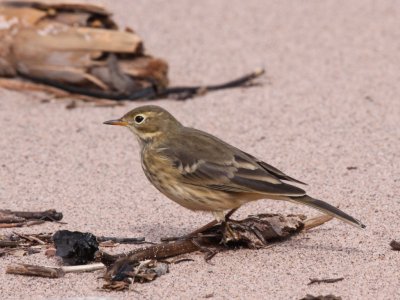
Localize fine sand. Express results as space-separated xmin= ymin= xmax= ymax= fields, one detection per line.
xmin=0 ymin=1 xmax=399 ymax=299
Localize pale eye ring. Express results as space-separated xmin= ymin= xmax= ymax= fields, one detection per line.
xmin=134 ymin=115 xmax=145 ymax=124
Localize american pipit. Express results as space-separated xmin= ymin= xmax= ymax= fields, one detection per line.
xmin=104 ymin=105 xmax=365 ymax=236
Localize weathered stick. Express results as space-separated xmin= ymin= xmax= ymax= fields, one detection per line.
xmin=6 ymin=264 xmax=65 ymax=278
xmin=6 ymin=262 xmax=106 ymax=278
xmin=0 ymin=209 xmax=63 ymax=221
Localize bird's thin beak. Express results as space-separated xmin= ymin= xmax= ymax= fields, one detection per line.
xmin=103 ymin=119 xmax=128 ymax=126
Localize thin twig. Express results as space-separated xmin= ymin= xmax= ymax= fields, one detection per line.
xmin=308 ymin=277 xmax=344 ymax=285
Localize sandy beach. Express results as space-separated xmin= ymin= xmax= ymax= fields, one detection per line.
xmin=0 ymin=1 xmax=399 ymax=299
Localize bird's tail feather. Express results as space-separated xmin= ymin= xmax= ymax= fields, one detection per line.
xmin=288 ymin=195 xmax=365 ymax=229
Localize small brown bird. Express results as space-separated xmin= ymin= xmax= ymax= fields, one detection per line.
xmin=104 ymin=105 xmax=365 ymax=234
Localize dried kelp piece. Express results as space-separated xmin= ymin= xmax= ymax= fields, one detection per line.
xmin=0 ymin=1 xmax=165 ymax=100
xmin=0 ymin=1 xmax=263 ymax=103
xmin=390 ymin=240 xmax=400 ymax=251
xmin=300 ymin=295 xmax=342 ymax=300
xmin=53 ymin=230 xmax=99 ymax=265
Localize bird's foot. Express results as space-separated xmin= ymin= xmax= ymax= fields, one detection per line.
xmin=221 ymin=221 xmax=240 ymax=244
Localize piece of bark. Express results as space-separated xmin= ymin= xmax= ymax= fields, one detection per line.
xmin=6 ymin=264 xmax=65 ymax=278
xmin=390 ymin=240 xmax=400 ymax=251
xmin=308 ymin=277 xmax=344 ymax=285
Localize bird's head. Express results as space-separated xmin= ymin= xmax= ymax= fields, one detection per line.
xmin=104 ymin=105 xmax=182 ymax=144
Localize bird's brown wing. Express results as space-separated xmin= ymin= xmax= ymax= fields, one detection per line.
xmin=244 ymin=152 xmax=307 ymax=185
xmin=158 ymin=129 xmax=306 ymax=197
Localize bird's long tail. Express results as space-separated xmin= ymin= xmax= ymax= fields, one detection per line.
xmin=288 ymin=195 xmax=365 ymax=229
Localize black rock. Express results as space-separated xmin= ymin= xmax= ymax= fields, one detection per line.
xmin=52 ymin=230 xmax=99 ymax=265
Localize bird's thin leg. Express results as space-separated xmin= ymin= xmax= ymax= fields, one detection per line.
xmin=161 ymin=219 xmax=219 ymax=242
xmin=225 ymin=208 xmax=239 ymax=221
xmin=161 ymin=208 xmax=240 ymax=242
xmin=185 ymin=208 xmax=239 ymax=239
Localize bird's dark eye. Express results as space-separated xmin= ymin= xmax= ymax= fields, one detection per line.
xmin=135 ymin=115 xmax=145 ymax=124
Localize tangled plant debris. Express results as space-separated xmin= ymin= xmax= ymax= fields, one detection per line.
xmin=2 ymin=213 xmax=333 ymax=291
